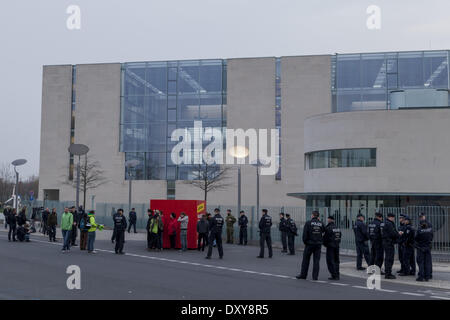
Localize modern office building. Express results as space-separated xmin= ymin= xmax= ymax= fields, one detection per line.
xmin=39 ymin=50 xmax=450 ymax=209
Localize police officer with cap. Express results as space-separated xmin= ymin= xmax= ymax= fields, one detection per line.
xmin=206 ymin=208 xmax=224 ymax=259
xmin=296 ymin=211 xmax=325 ymax=280
xmin=113 ymin=208 xmax=127 ymax=254
xmin=381 ymin=213 xmax=399 ymax=279
xmin=323 ymin=215 xmax=342 ymax=280
xmin=398 ymin=216 xmax=416 ymax=276
xmin=257 ymin=209 xmax=273 ymax=258
xmin=418 ymin=213 xmax=433 ymax=279
xmin=368 ymin=212 xmax=384 ymax=273
xmin=414 ymin=218 xmax=433 ymax=281
xmin=353 ymin=213 xmax=371 ymax=270
xmin=286 ymin=213 xmax=298 ymax=255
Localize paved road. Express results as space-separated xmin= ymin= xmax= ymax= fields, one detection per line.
xmin=1 ymin=232 xmax=450 ymax=300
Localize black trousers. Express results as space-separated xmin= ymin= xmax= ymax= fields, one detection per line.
xmin=198 ymin=232 xmax=208 ymax=251
xmin=403 ymin=246 xmax=416 ymax=274
xmin=48 ymin=225 xmax=56 ymax=241
xmin=384 ymin=243 xmax=395 ymax=275
xmin=111 ymin=229 xmax=116 ymax=242
xmin=207 ymin=232 xmax=223 ymax=258
xmin=150 ymin=233 xmax=161 ymax=250
xmin=326 ymin=246 xmax=340 ymax=278
xmin=281 ymin=231 xmax=288 ymax=251
xmin=370 ymin=240 xmax=384 ymax=269
xmin=398 ymin=244 xmax=404 ymax=270
xmin=71 ymin=225 xmax=77 ymax=245
xmin=169 ymin=233 xmax=176 ymax=249
xmin=147 ymin=231 xmax=152 ymax=248
xmin=8 ymin=224 xmax=16 ymax=241
xmin=239 ymin=227 xmax=247 ymax=245
xmin=287 ymin=234 xmax=295 ymax=254
xmin=259 ymin=233 xmax=273 ymax=258
xmin=300 ymin=244 xmax=322 ymax=280
xmin=356 ymin=241 xmax=371 ymax=268
xmin=115 ymin=230 xmax=125 ymax=253
xmin=128 ymin=221 xmax=137 ymax=233
xmin=416 ymin=248 xmax=432 ymax=280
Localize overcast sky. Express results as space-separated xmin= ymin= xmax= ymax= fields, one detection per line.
xmin=1 ymin=0 xmax=450 ymax=178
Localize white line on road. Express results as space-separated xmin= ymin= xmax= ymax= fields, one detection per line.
xmin=330 ymin=282 xmax=349 ymax=286
xmin=401 ymin=292 xmax=425 ymax=297
xmin=430 ymin=296 xmax=450 ymax=300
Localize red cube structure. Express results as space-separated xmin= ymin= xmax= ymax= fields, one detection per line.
xmin=150 ymin=199 xmax=206 ymax=249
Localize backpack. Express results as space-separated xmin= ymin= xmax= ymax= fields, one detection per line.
xmin=80 ymin=216 xmax=90 ymax=231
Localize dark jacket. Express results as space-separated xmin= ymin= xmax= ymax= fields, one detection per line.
xmin=259 ymin=214 xmax=272 ymax=234
xmin=42 ymin=210 xmax=49 ymax=222
xmin=368 ymin=218 xmax=383 ymax=242
xmin=113 ymin=213 xmax=127 ymax=232
xmin=353 ymin=220 xmax=369 ymax=242
xmin=403 ymin=224 xmax=415 ymax=247
xmin=238 ymin=215 xmax=248 ymax=228
xmin=381 ymin=219 xmax=399 ymax=245
xmin=129 ymin=211 xmax=137 ymax=223
xmin=323 ymin=222 xmax=342 ymax=248
xmin=286 ymin=218 xmax=298 ymax=236
xmin=197 ymin=219 xmax=209 ymax=234
xmin=17 ymin=212 xmax=27 ymax=226
xmin=302 ymin=217 xmax=324 ymax=246
xmin=48 ymin=213 xmax=58 ymax=227
xmin=209 ymin=214 xmax=224 ymax=234
xmin=8 ymin=213 xmax=17 ymax=226
xmin=415 ymin=225 xmax=433 ymax=249
xmin=279 ymin=217 xmax=288 ymax=232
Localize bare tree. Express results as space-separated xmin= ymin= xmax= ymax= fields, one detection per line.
xmin=183 ymin=164 xmax=231 ymax=202
xmin=64 ymin=155 xmax=107 ymax=208
xmin=0 ymin=163 xmax=14 ymax=203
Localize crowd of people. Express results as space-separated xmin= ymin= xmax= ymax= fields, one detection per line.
xmin=2 ymin=205 xmax=435 ymax=282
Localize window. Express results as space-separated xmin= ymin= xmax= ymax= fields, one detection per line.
xmin=306 ymin=148 xmax=376 ymax=169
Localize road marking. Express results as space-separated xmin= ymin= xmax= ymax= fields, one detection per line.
xmin=401 ymin=292 xmax=425 ymax=297
xmin=430 ymin=296 xmax=450 ymax=300
xmin=352 ymin=286 xmax=371 ymax=290
xmin=377 ymin=288 xmax=398 ymax=293
xmin=330 ymin=282 xmax=349 ymax=286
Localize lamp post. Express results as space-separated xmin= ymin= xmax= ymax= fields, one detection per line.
xmin=125 ymin=159 xmax=140 ymax=213
xmin=251 ymin=159 xmax=268 ymax=223
xmin=68 ymin=144 xmax=89 ymax=210
xmin=228 ymin=146 xmax=249 ymax=214
xmin=11 ymin=159 xmax=27 ymax=210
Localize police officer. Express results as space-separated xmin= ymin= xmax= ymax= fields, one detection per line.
xmin=238 ymin=210 xmax=248 ymax=245
xmin=128 ymin=208 xmax=137 ymax=233
xmin=353 ymin=213 xmax=371 ymax=270
xmin=113 ymin=209 xmax=127 ymax=254
xmin=286 ymin=213 xmax=297 ymax=255
xmin=323 ymin=215 xmax=341 ymax=280
xmin=225 ymin=209 xmax=236 ymax=244
xmin=70 ymin=206 xmax=79 ymax=246
xmin=257 ymin=209 xmax=273 ymax=258
xmin=398 ymin=216 xmax=416 ymax=276
xmin=418 ymin=213 xmax=433 ymax=279
xmin=415 ymin=220 xmax=433 ymax=282
xmin=296 ymin=211 xmax=325 ymax=281
xmin=368 ymin=212 xmax=384 ymax=273
xmin=279 ymin=213 xmax=288 ymax=253
xmin=206 ymin=208 xmax=224 ymax=259
xmin=397 ymin=214 xmax=407 ymax=274
xmin=381 ymin=213 xmax=399 ymax=279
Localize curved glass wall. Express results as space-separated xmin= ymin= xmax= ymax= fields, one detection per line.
xmin=120 ymin=59 xmax=227 ymax=180
xmin=306 ymin=148 xmax=376 ymax=169
xmin=332 ymin=50 xmax=449 ymax=112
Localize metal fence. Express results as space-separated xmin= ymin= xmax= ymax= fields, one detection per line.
xmin=25 ymin=201 xmax=450 ymax=262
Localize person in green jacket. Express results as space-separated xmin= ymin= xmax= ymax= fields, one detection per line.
xmin=61 ymin=207 xmax=73 ymax=252
xmin=87 ymin=210 xmax=103 ymax=254
xmin=226 ymin=209 xmax=237 ymax=244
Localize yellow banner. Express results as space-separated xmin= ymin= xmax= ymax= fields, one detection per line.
xmin=197 ymin=203 xmax=205 ymax=213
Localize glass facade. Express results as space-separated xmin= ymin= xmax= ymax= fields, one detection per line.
xmin=120 ymin=59 xmax=227 ymax=180
xmin=306 ymin=148 xmax=376 ymax=169
xmin=275 ymin=57 xmax=281 ymax=180
xmin=332 ymin=50 xmax=450 ymax=112
xmin=69 ymin=66 xmax=77 ymax=181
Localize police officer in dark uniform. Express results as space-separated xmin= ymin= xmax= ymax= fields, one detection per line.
xmin=206 ymin=208 xmax=224 ymax=259
xmin=397 ymin=214 xmax=407 ymax=274
xmin=368 ymin=212 xmax=384 ymax=273
xmin=238 ymin=210 xmax=248 ymax=245
xmin=113 ymin=209 xmax=127 ymax=254
xmin=381 ymin=213 xmax=399 ymax=279
xmin=257 ymin=209 xmax=273 ymax=258
xmin=324 ymin=215 xmax=342 ymax=280
xmin=418 ymin=213 xmax=432 ymax=279
xmin=353 ymin=213 xmax=371 ymax=270
xmin=414 ymin=220 xmax=433 ymax=282
xmin=296 ymin=211 xmax=325 ymax=281
xmin=286 ymin=213 xmax=297 ymax=255
xmin=279 ymin=213 xmax=288 ymax=253
xmin=398 ymin=216 xmax=416 ymax=276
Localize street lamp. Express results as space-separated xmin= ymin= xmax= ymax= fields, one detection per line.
xmin=11 ymin=159 xmax=27 ymax=210
xmin=125 ymin=159 xmax=141 ymax=213
xmin=68 ymin=144 xmax=89 ymax=210
xmin=251 ymin=159 xmax=269 ymax=223
xmin=228 ymin=146 xmax=249 ymax=215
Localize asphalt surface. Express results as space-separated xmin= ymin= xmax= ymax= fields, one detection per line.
xmin=1 ymin=231 xmax=450 ymax=300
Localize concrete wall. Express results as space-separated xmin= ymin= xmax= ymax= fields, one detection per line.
xmin=304 ymin=108 xmax=450 ymax=193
